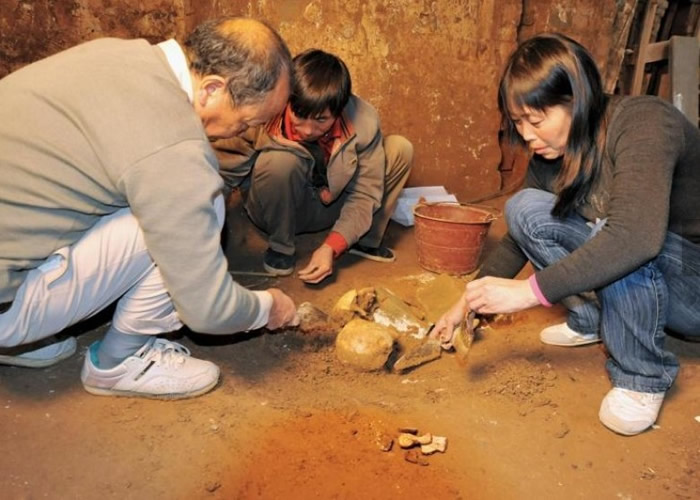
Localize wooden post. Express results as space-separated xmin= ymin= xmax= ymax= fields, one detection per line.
xmin=630 ymin=0 xmax=660 ymax=95
xmin=669 ymin=36 xmax=699 ymax=126
xmin=604 ymin=0 xmax=639 ymax=93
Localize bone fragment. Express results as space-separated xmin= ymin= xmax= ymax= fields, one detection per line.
xmin=420 ymin=435 xmax=447 ymax=455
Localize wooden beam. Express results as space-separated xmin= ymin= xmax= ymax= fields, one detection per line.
xmin=644 ymin=40 xmax=670 ymax=63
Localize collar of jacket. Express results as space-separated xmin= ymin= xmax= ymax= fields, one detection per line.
xmin=258 ymin=104 xmax=356 ymax=156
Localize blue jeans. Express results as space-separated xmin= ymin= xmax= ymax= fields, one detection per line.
xmin=506 ymin=188 xmax=700 ymax=392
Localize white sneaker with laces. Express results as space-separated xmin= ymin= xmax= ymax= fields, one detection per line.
xmin=599 ymin=387 xmax=665 ymax=436
xmin=0 ymin=337 xmax=77 ymax=368
xmin=81 ymin=337 xmax=220 ymax=399
xmin=539 ymin=322 xmax=601 ymax=347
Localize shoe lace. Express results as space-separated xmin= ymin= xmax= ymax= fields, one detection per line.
xmin=142 ymin=339 xmax=191 ymax=368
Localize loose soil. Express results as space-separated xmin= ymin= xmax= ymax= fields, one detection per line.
xmin=1 ymin=197 xmax=698 ymax=499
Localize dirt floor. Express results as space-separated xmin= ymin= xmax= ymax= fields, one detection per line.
xmin=1 ymin=195 xmax=699 ymax=500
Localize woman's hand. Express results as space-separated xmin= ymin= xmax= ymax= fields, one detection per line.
xmin=429 ymin=292 xmax=470 ymax=347
xmin=465 ymin=277 xmax=540 ymax=314
xmin=298 ymin=244 xmax=334 ymax=284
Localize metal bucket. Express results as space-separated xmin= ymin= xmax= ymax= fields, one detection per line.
xmin=413 ymin=201 xmax=500 ymax=274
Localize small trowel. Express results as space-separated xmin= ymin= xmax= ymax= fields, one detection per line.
xmin=441 ymin=310 xmax=477 ymax=364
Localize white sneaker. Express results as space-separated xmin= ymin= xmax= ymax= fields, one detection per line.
xmin=81 ymin=338 xmax=220 ymax=399
xmin=539 ymin=322 xmax=601 ymax=347
xmin=599 ymin=387 xmax=665 ymax=436
xmin=0 ymin=337 xmax=77 ymax=368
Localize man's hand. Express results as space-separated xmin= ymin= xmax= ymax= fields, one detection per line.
xmin=297 ymin=244 xmax=334 ymax=284
xmin=266 ymin=288 xmax=299 ymax=330
xmin=465 ymin=277 xmax=539 ymax=314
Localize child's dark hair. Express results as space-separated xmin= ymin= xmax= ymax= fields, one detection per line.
xmin=498 ymin=33 xmax=608 ymax=217
xmin=290 ymin=49 xmax=352 ymax=119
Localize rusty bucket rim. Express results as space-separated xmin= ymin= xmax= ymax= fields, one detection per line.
xmin=413 ymin=200 xmax=502 ymax=225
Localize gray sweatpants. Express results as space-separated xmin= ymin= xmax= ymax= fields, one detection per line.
xmin=245 ymin=135 xmax=413 ymax=255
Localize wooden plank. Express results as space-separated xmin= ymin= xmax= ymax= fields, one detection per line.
xmin=645 ymin=40 xmax=670 ymax=63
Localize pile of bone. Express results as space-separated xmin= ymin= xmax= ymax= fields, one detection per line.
xmin=395 ymin=428 xmax=447 ymax=466
xmin=331 ymin=287 xmax=441 ymax=372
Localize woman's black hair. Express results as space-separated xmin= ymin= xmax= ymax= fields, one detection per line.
xmin=498 ymin=33 xmax=608 ymax=217
xmin=290 ymin=49 xmax=352 ymax=119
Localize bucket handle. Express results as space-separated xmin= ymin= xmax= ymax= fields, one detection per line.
xmin=415 ymin=197 xmax=502 ymax=223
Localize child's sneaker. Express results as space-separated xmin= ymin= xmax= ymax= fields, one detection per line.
xmin=348 ymin=244 xmax=396 ymax=263
xmin=263 ymin=248 xmax=296 ymax=276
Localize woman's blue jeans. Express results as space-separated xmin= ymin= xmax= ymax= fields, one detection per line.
xmin=506 ymin=188 xmax=700 ymax=393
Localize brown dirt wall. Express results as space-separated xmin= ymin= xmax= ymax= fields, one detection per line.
xmin=2 ymin=0 xmax=629 ymax=200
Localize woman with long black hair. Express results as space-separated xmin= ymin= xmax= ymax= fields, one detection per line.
xmin=432 ymin=33 xmax=700 ymax=436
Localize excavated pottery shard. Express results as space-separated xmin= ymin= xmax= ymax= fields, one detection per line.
xmin=372 ymin=287 xmax=431 ymax=338
xmin=404 ymin=449 xmax=429 ymax=466
xmin=392 ymin=338 xmax=442 ymax=372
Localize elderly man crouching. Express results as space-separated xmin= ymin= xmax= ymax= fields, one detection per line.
xmin=0 ymin=17 xmax=298 ymax=399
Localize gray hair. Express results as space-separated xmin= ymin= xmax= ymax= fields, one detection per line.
xmin=184 ymin=17 xmax=292 ymax=106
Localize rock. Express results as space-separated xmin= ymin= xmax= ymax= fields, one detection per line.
xmin=330 ymin=288 xmax=377 ymax=328
xmin=355 ymin=287 xmax=377 ymax=314
xmin=553 ymin=422 xmax=570 ymax=439
xmin=404 ymin=449 xmax=429 ymax=466
xmin=335 ymin=319 xmax=394 ymax=371
xmin=205 ymin=481 xmax=221 ymax=492
xmin=296 ymin=302 xmax=331 ymax=334
xmin=330 ymin=289 xmax=359 ymax=327
xmin=398 ymin=426 xmax=418 ymax=434
xmin=374 ymin=431 xmax=394 ymax=452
